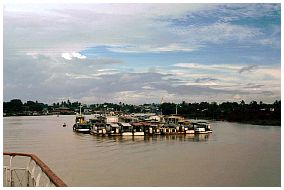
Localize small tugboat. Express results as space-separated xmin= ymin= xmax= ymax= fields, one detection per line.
xmin=73 ymin=105 xmax=91 ymax=133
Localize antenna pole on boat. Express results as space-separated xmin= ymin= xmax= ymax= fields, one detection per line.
xmin=79 ymin=105 xmax=83 ymax=115
xmin=176 ymin=104 xmax=178 ymax=115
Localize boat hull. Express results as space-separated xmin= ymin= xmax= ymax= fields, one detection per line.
xmin=133 ymin=132 xmax=144 ymax=136
xmin=73 ymin=123 xmax=91 ymax=134
xmin=122 ymin=132 xmax=133 ymax=136
xmin=75 ymin=128 xmax=90 ymax=133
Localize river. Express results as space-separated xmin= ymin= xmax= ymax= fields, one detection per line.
xmin=3 ymin=115 xmax=281 ymax=187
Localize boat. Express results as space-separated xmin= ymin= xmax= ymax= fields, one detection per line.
xmin=73 ymin=106 xmax=91 ymax=133
xmin=195 ymin=121 xmax=212 ymax=133
xmin=192 ymin=121 xmax=212 ymax=134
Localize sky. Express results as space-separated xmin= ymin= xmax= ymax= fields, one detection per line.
xmin=3 ymin=3 xmax=281 ymax=105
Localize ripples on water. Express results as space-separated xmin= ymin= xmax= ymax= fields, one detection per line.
xmin=3 ymin=115 xmax=281 ymax=187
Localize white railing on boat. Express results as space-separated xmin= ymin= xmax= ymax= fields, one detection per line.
xmin=3 ymin=152 xmax=67 ymax=187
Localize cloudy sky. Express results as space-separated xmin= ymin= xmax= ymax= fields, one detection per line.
xmin=3 ymin=3 xmax=281 ymax=104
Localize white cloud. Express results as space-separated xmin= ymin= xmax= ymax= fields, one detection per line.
xmin=71 ymin=52 xmax=86 ymax=59
xmin=61 ymin=52 xmax=86 ymax=60
xmin=65 ymin=73 xmax=99 ymax=79
xmin=107 ymin=43 xmax=198 ymax=53
xmin=173 ymin=63 xmax=240 ymax=72
xmin=97 ymin=69 xmax=118 ymax=72
xmin=172 ymin=22 xmax=261 ymax=45
xmin=61 ymin=53 xmax=73 ymax=60
xmin=5 ymin=3 xmax=262 ymax=55
xmin=142 ymin=86 xmax=155 ymax=90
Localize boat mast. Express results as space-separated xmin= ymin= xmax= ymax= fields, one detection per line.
xmin=176 ymin=104 xmax=178 ymax=115
xmin=79 ymin=105 xmax=83 ymax=115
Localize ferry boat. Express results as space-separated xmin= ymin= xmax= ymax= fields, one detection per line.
xmin=73 ymin=106 xmax=91 ymax=133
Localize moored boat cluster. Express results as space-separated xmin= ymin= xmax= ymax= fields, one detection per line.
xmin=73 ymin=112 xmax=212 ymax=136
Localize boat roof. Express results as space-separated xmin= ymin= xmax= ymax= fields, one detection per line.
xmin=165 ymin=115 xmax=184 ymax=119
xmin=131 ymin=122 xmax=143 ymax=127
xmin=192 ymin=122 xmax=209 ymax=126
xmin=197 ymin=121 xmax=209 ymax=124
xmin=76 ymin=123 xmax=89 ymax=126
xmin=76 ymin=114 xmax=84 ymax=118
xmin=139 ymin=122 xmax=152 ymax=126
xmin=119 ymin=122 xmax=132 ymax=127
xmin=108 ymin=123 xmax=119 ymax=127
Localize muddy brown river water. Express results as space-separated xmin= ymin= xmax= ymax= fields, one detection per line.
xmin=3 ymin=115 xmax=281 ymax=186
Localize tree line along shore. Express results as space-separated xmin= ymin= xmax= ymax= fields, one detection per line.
xmin=3 ymin=99 xmax=281 ymax=126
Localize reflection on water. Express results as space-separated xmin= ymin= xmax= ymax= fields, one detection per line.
xmin=3 ymin=115 xmax=280 ymax=187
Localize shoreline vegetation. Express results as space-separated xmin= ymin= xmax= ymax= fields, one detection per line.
xmin=3 ymin=99 xmax=281 ymax=126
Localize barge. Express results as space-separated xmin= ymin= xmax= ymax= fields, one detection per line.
xmin=77 ymin=113 xmax=213 ymax=136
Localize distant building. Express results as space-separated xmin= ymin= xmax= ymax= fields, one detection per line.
xmin=83 ymin=108 xmax=92 ymax=114
xmin=53 ymin=107 xmax=74 ymax=115
xmin=164 ymin=115 xmax=185 ymax=124
xmin=149 ymin=115 xmax=161 ymax=122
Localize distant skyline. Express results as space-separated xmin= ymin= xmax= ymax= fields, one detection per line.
xmin=4 ymin=3 xmax=281 ymax=104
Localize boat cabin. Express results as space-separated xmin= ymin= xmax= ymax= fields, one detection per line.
xmin=118 ymin=122 xmax=132 ymax=132
xmin=160 ymin=123 xmax=178 ymax=134
xmin=164 ymin=115 xmax=185 ymax=124
xmin=75 ymin=115 xmax=85 ymax=124
xmin=131 ymin=122 xmax=144 ymax=132
xmin=106 ymin=123 xmax=120 ymax=135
